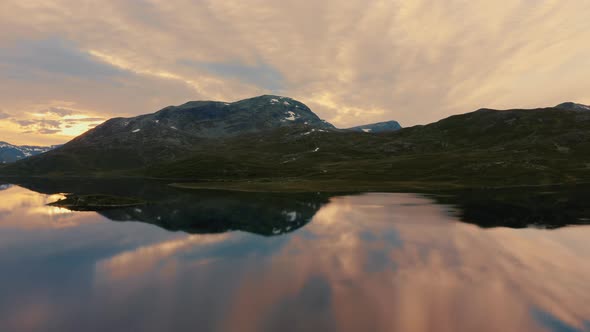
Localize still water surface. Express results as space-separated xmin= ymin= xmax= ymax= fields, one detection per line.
xmin=0 ymin=182 xmax=589 ymax=332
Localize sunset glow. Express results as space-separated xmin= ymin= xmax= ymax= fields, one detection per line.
xmin=1 ymin=0 xmax=589 ymax=145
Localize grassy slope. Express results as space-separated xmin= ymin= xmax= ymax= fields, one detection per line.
xmin=151 ymin=108 xmax=590 ymax=190
xmin=3 ymin=107 xmax=590 ymax=191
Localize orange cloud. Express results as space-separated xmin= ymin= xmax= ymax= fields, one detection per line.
xmin=1 ymin=0 xmax=589 ymax=144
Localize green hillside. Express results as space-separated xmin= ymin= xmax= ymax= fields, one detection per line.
xmin=2 ymin=100 xmax=590 ymax=191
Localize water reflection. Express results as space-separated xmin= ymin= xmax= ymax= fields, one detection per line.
xmin=8 ymin=178 xmax=334 ymax=236
xmin=0 ymin=183 xmax=589 ymax=332
xmin=9 ymin=177 xmax=590 ymax=232
xmin=432 ymin=186 xmax=590 ymax=229
xmin=99 ymin=190 xmax=331 ymax=236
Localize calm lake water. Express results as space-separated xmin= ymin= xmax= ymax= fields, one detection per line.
xmin=0 ymin=180 xmax=589 ymax=332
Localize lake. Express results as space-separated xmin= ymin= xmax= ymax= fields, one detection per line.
xmin=0 ymin=180 xmax=589 ymax=332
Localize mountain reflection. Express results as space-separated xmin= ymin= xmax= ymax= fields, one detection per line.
xmin=99 ymin=190 xmax=331 ymax=236
xmin=6 ymin=177 xmax=333 ymax=235
xmin=431 ymin=185 xmax=590 ymax=229
xmin=8 ymin=178 xmax=590 ymax=233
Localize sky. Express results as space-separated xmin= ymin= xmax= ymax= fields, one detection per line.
xmin=1 ymin=0 xmax=590 ymax=146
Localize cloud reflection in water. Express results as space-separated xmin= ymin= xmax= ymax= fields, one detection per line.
xmin=0 ymin=188 xmax=589 ymax=332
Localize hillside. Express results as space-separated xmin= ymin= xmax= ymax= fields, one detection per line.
xmin=2 ymin=98 xmax=590 ymax=190
xmin=143 ymin=104 xmax=590 ymax=188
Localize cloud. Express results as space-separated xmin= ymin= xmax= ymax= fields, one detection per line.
xmin=46 ymin=107 xmax=75 ymax=117
xmin=63 ymin=117 xmax=105 ymax=123
xmin=180 ymin=59 xmax=285 ymax=91
xmin=0 ymin=0 xmax=590 ymax=144
xmin=14 ymin=120 xmax=38 ymax=127
xmin=0 ymin=103 xmax=107 ymax=142
xmin=13 ymin=119 xmax=62 ymax=133
xmin=0 ymin=110 xmax=11 ymax=120
xmin=0 ymin=38 xmax=126 ymax=80
xmin=37 ymin=128 xmax=62 ymax=135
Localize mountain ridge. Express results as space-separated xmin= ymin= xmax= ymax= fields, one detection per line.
xmin=0 ymin=141 xmax=58 ymax=164
xmin=346 ymin=120 xmax=402 ymax=133
xmin=2 ymin=97 xmax=590 ymax=190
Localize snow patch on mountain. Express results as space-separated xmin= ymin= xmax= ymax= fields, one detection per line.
xmin=284 ymin=111 xmax=298 ymax=121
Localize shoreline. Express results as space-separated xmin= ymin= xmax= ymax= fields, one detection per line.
xmin=1 ymin=174 xmax=585 ymax=194
xmin=169 ymin=179 xmax=584 ymax=193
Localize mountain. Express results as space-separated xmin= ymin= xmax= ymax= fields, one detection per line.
xmin=555 ymin=102 xmax=590 ymax=111
xmin=3 ymin=98 xmax=590 ymax=190
xmin=0 ymin=142 xmax=57 ymax=163
xmin=346 ymin=120 xmax=402 ymax=133
xmin=1 ymin=95 xmax=337 ymax=173
xmin=74 ymin=94 xmax=334 ymax=144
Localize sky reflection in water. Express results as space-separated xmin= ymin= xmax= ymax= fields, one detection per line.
xmin=0 ymin=186 xmax=589 ymax=332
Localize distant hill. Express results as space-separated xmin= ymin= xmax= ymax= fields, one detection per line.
xmin=346 ymin=120 xmax=402 ymax=133
xmin=3 ymin=98 xmax=590 ymax=190
xmin=0 ymin=142 xmax=58 ymax=163
xmin=555 ymin=102 xmax=590 ymax=112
